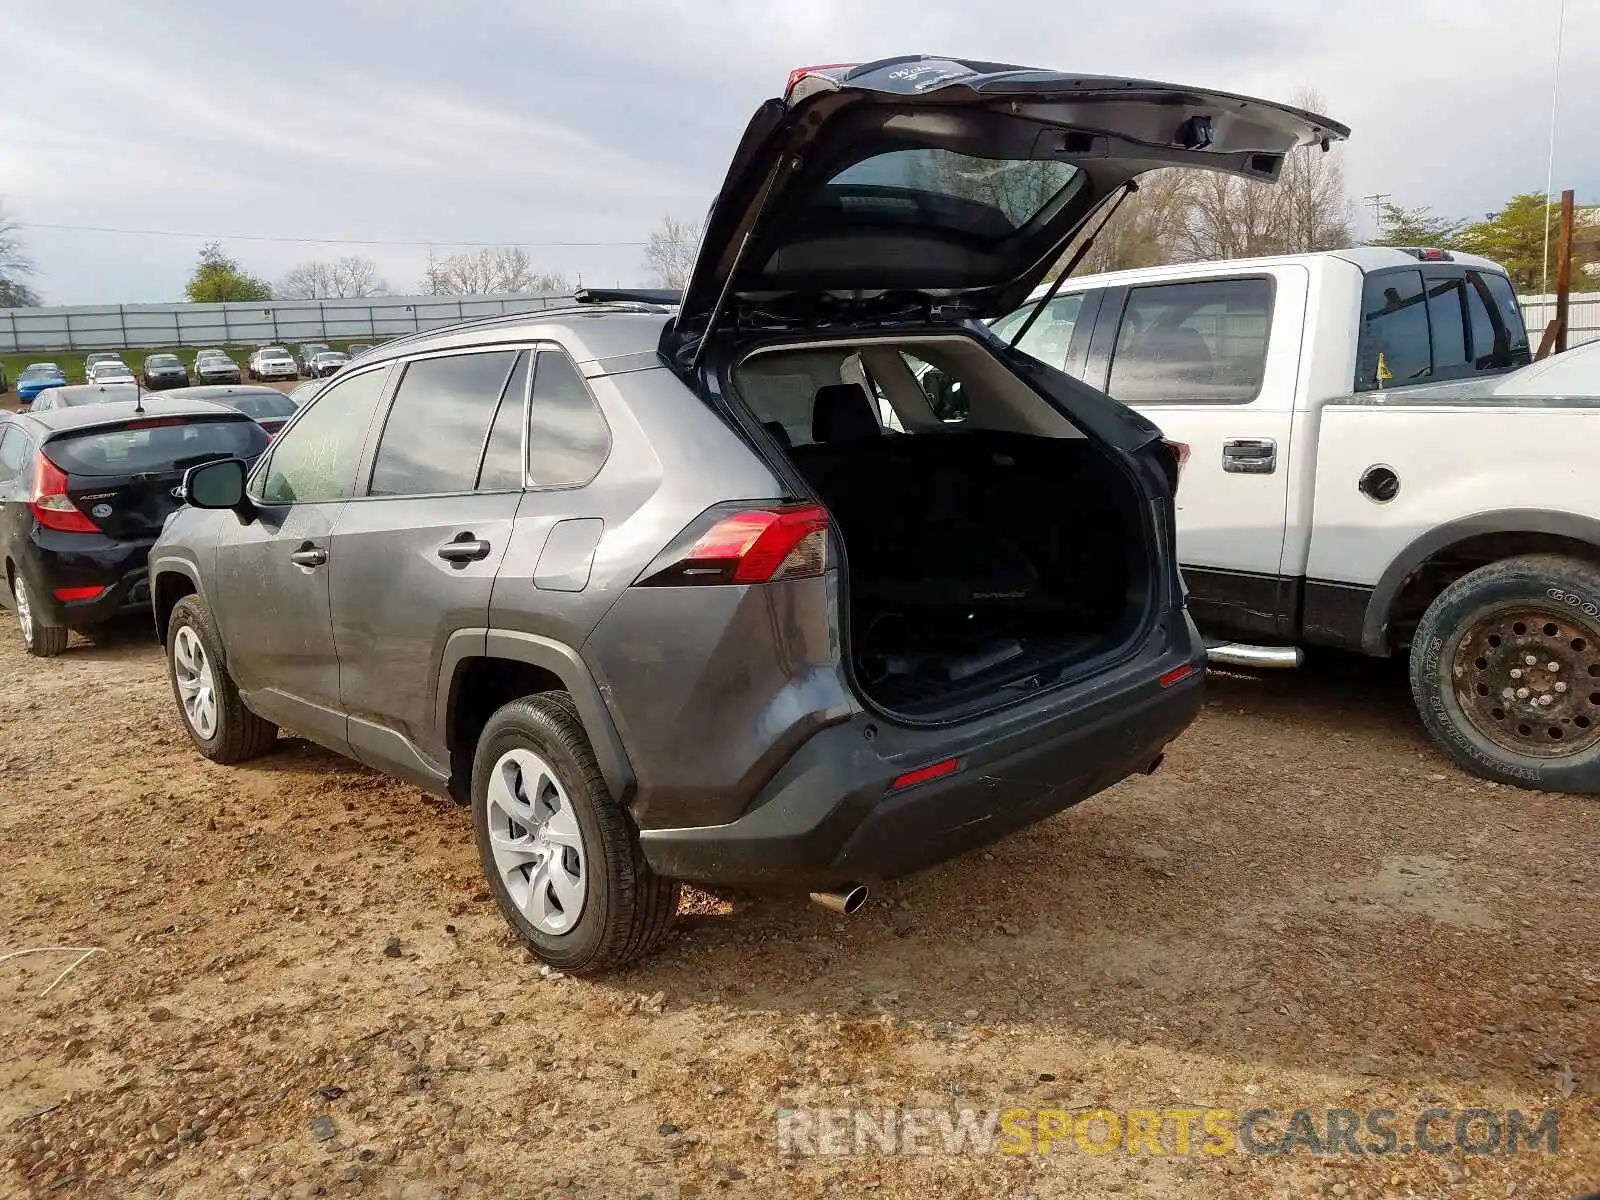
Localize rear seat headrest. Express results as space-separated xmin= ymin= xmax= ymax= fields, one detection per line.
xmin=812 ymin=383 xmax=881 ymax=444
xmin=762 ymin=420 xmax=793 ymax=451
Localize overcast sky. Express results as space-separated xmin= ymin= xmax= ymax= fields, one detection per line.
xmin=2 ymin=0 xmax=1592 ymax=304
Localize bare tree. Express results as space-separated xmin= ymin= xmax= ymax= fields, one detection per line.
xmin=0 ymin=198 xmax=40 ymax=307
xmin=642 ymin=215 xmax=700 ymax=290
xmin=279 ymin=255 xmax=390 ymax=299
xmin=1175 ymin=87 xmax=1352 ymax=261
xmin=422 ymin=247 xmax=567 ymax=296
xmin=1067 ymin=170 xmax=1194 ymax=276
xmin=1273 ymin=88 xmax=1354 ymax=254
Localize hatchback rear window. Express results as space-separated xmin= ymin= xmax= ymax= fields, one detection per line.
xmin=820 ymin=150 xmax=1082 ymax=239
xmin=222 ymin=394 xmax=297 ymax=420
xmin=45 ymin=418 xmax=267 ymax=476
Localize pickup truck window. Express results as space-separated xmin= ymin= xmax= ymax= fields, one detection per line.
xmin=1356 ymin=269 xmax=1430 ymax=389
xmin=1107 ymin=277 xmax=1272 ymax=404
xmin=1426 ymin=277 xmax=1470 ymax=373
xmin=1464 ymin=278 xmax=1502 ymax=369
xmin=1479 ymin=271 xmax=1532 ymax=364
xmin=990 ymin=293 xmax=1085 ymax=372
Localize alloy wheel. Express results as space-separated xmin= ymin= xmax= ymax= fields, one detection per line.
xmin=172 ymin=625 xmax=218 ymax=739
xmin=485 ymin=748 xmax=588 ymax=936
xmin=13 ymin=576 xmax=33 ymax=650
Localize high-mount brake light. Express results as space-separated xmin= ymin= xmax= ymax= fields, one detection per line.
xmin=785 ymin=63 xmax=857 ymax=98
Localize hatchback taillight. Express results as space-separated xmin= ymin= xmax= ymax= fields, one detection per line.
xmin=28 ymin=454 xmax=99 ymax=533
xmin=639 ymin=504 xmax=830 ymax=586
xmin=1157 ymin=439 xmax=1190 ymax=493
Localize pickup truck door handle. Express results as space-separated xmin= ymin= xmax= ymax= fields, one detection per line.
xmin=437 ymin=534 xmax=492 ymax=564
xmin=1221 ymin=438 xmax=1278 ymax=474
xmin=289 ymin=544 xmax=329 ymax=568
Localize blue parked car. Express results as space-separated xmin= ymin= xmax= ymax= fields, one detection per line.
xmin=16 ymin=362 xmax=68 ymax=404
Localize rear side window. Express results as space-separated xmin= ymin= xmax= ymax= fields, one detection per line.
xmin=1356 ymin=270 xmax=1430 ymax=390
xmin=45 ymin=418 xmax=267 ymax=476
xmin=368 ymin=351 xmax=518 ymax=497
xmin=1465 ymin=278 xmax=1502 ymax=370
xmin=1479 ymin=271 xmax=1532 ymax=365
xmin=527 ymin=351 xmax=609 ymax=488
xmin=1107 ymin=277 xmax=1273 ymax=404
xmin=259 ymin=366 xmax=390 ymax=505
xmin=1425 ymin=276 xmax=1470 ymax=373
xmin=476 ymin=352 xmax=531 ymax=491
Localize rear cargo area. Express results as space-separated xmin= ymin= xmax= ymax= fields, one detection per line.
xmin=733 ymin=335 xmax=1154 ymax=719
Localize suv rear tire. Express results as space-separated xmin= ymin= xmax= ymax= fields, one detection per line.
xmin=471 ymin=693 xmax=680 ymax=973
xmin=166 ymin=596 xmax=279 ymax=763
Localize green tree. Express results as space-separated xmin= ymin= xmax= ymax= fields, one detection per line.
xmin=1456 ymin=193 xmax=1598 ymax=293
xmin=185 ymin=241 xmax=272 ymax=302
xmin=1371 ymin=202 xmax=1466 ymax=249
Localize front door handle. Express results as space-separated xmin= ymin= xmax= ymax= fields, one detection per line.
xmin=1222 ymin=438 xmax=1278 ymax=474
xmin=289 ymin=544 xmax=328 ymax=568
xmin=437 ymin=535 xmax=492 ymax=564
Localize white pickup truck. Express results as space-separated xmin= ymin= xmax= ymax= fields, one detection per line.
xmin=954 ymin=246 xmax=1600 ymax=793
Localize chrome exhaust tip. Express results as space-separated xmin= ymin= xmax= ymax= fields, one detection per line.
xmin=809 ymin=885 xmax=870 ymax=915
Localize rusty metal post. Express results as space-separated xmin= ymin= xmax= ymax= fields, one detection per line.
xmin=1554 ymin=189 xmax=1575 ymax=354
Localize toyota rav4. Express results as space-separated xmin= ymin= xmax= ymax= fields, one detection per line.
xmin=148 ymin=57 xmax=1346 ymax=971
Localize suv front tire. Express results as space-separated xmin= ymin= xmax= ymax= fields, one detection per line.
xmin=471 ymin=693 xmax=679 ymax=973
xmin=166 ymin=596 xmax=278 ymax=762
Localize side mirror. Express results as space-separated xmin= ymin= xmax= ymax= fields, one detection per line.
xmin=184 ymin=458 xmax=248 ymax=510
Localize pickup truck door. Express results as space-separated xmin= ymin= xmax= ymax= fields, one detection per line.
xmin=1082 ymin=266 xmax=1308 ymax=642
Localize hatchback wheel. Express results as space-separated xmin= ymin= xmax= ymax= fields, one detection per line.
xmin=472 ymin=694 xmax=679 ymax=973
xmin=166 ymin=596 xmax=278 ymax=762
xmin=11 ymin=572 xmax=68 ymax=658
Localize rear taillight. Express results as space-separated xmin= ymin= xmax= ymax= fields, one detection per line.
xmin=1157 ymin=439 xmax=1190 ymax=493
xmin=28 ymin=454 xmax=99 ymax=533
xmin=642 ymin=504 xmax=829 ymax=586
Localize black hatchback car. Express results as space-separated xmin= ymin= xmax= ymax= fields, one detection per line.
xmin=0 ymin=397 xmax=269 ymax=656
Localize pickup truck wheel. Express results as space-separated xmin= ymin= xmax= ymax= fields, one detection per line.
xmin=471 ymin=693 xmax=679 ymax=973
xmin=1410 ymin=554 xmax=1600 ymax=793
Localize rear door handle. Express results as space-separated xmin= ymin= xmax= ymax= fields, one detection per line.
xmin=437 ymin=535 xmax=491 ymax=564
xmin=1222 ymin=438 xmax=1278 ymax=474
xmin=289 ymin=545 xmax=328 ymax=568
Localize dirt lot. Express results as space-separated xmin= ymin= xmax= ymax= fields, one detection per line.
xmin=0 ymin=615 xmax=1597 ymax=1198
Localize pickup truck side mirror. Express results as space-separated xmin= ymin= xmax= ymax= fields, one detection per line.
xmin=184 ymin=457 xmax=249 ymax=511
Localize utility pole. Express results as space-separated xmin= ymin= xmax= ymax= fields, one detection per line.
xmin=1555 ymin=188 xmax=1575 ymax=354
xmin=1363 ymin=193 xmax=1391 ymax=233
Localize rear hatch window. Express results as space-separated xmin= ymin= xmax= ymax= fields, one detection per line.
xmin=46 ymin=417 xmax=269 ymax=538
xmin=819 ymin=151 xmax=1083 ymax=240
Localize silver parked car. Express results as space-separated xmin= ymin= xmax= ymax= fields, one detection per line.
xmin=148 ymin=56 xmax=1343 ymax=972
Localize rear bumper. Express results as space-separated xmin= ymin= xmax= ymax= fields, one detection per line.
xmin=18 ymin=535 xmax=156 ymax=630
xmin=637 ymin=659 xmax=1204 ymax=888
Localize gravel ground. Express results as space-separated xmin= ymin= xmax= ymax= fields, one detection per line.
xmin=0 ymin=622 xmax=1595 ymax=1199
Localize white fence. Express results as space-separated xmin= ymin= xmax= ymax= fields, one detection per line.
xmin=1519 ymin=293 xmax=1600 ymax=348
xmin=4 ymin=288 xmax=1599 ymax=354
xmin=0 ymin=292 xmax=577 ymax=353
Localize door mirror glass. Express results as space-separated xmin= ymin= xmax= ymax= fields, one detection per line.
xmin=185 ymin=458 xmax=247 ymax=509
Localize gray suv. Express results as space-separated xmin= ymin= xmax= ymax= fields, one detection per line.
xmin=149 ymin=57 xmax=1344 ymax=971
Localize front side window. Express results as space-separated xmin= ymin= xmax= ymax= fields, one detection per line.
xmin=367 ymin=351 xmax=517 ymax=497
xmin=527 ymin=351 xmax=610 ymax=488
xmin=990 ymin=293 xmax=1086 ymax=372
xmin=257 ymin=366 xmax=390 ymax=505
xmin=1356 ymin=270 xmax=1430 ymax=390
xmin=1108 ymin=277 xmax=1273 ymax=404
